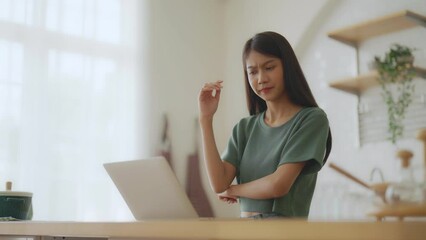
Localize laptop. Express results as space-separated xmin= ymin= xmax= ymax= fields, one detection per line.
xmin=104 ymin=156 xmax=199 ymax=220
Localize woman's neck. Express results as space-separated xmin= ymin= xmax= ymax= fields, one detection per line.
xmin=264 ymin=100 xmax=302 ymax=127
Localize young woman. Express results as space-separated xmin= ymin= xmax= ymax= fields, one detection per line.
xmin=198 ymin=31 xmax=332 ymax=218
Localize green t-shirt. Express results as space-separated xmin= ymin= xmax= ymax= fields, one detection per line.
xmin=221 ymin=107 xmax=329 ymax=217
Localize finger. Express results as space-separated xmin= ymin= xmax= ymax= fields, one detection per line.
xmin=201 ymin=85 xmax=220 ymax=93
xmin=214 ymin=88 xmax=221 ymax=98
xmin=201 ymin=87 xmax=221 ymax=98
xmin=215 ymin=80 xmax=224 ymax=87
xmin=202 ymin=81 xmax=223 ymax=90
xmin=215 ymin=81 xmax=224 ymax=89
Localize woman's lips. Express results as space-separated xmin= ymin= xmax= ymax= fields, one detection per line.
xmin=260 ymin=87 xmax=273 ymax=94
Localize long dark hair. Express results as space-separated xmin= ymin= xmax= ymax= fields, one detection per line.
xmin=242 ymin=31 xmax=332 ymax=163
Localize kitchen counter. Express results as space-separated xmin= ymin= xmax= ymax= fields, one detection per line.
xmin=1 ymin=219 xmax=426 ymax=240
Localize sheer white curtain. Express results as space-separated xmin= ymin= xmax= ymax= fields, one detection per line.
xmin=0 ymin=0 xmax=150 ymax=220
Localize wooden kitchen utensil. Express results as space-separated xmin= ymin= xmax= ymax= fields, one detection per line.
xmin=329 ymin=163 xmax=389 ymax=198
xmin=5 ymin=181 xmax=12 ymax=191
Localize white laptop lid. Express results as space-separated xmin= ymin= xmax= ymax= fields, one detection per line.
xmin=104 ymin=156 xmax=198 ymax=220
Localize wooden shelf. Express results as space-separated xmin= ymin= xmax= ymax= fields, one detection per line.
xmin=328 ymin=10 xmax=426 ymax=47
xmin=329 ymin=67 xmax=426 ymax=95
xmin=368 ymin=203 xmax=426 ymax=221
xmin=328 ymin=10 xmax=426 ymax=94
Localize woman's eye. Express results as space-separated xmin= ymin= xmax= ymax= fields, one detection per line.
xmin=248 ymin=71 xmax=257 ymax=75
xmin=266 ymin=66 xmax=275 ymax=71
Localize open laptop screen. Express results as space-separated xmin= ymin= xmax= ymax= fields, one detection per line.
xmin=104 ymin=156 xmax=198 ymax=220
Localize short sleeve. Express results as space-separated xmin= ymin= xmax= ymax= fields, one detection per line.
xmin=279 ymin=110 xmax=329 ymax=174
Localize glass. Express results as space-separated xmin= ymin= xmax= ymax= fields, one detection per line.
xmin=385 ymin=182 xmax=426 ymax=204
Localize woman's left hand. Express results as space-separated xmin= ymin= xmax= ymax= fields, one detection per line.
xmin=218 ymin=186 xmax=238 ymax=204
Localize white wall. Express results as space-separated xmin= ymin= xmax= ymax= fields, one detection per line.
xmin=146 ymin=0 xmax=239 ymax=217
xmin=148 ymin=0 xmax=426 ymax=219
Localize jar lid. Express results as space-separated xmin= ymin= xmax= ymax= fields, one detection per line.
xmin=0 ymin=191 xmax=33 ymax=197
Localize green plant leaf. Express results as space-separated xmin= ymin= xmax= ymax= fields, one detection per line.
xmin=374 ymin=44 xmax=416 ymax=144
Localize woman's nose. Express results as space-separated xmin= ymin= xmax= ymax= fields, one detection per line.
xmin=257 ymin=70 xmax=267 ymax=84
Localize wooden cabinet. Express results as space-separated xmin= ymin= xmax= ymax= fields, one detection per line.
xmin=328 ymin=10 xmax=426 ymax=94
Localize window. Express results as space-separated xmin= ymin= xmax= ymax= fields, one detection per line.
xmin=0 ymin=0 xmax=147 ymax=221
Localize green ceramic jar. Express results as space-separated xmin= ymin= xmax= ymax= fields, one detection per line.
xmin=0 ymin=191 xmax=33 ymax=220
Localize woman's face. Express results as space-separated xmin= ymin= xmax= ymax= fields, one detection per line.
xmin=245 ymin=50 xmax=285 ymax=102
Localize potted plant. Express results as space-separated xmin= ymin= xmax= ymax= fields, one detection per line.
xmin=374 ymin=44 xmax=416 ymax=144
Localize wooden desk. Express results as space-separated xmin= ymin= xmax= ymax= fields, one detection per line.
xmin=0 ymin=219 xmax=425 ymax=240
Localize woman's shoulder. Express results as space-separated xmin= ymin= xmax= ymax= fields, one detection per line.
xmin=234 ymin=113 xmax=262 ymax=128
xmin=239 ymin=113 xmax=261 ymax=124
xmin=294 ymin=107 xmax=328 ymax=126
xmin=229 ymin=114 xmax=261 ymax=139
xmin=299 ymin=107 xmax=327 ymax=118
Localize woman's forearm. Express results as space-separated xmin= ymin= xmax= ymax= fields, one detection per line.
xmin=199 ymin=117 xmax=233 ymax=193
xmin=227 ymin=174 xmax=282 ymax=199
xmin=227 ymin=162 xmax=305 ymax=199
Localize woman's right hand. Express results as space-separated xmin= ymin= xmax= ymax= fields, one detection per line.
xmin=198 ymin=80 xmax=223 ymax=119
